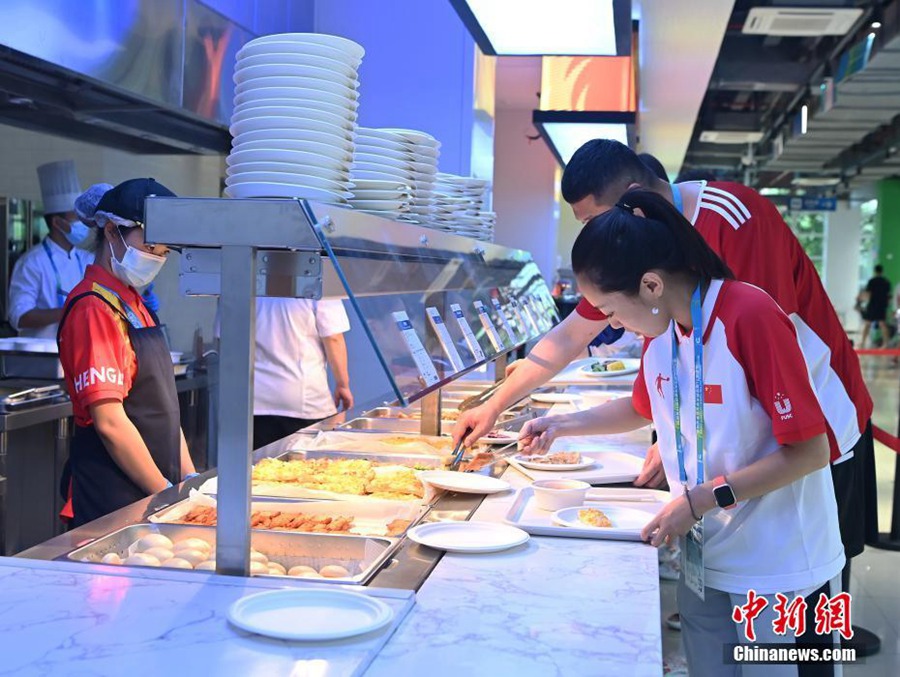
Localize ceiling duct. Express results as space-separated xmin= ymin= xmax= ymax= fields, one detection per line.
xmin=743 ymin=7 xmax=863 ymax=36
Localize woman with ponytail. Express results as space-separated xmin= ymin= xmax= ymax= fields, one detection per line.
xmin=520 ymin=189 xmax=846 ymax=676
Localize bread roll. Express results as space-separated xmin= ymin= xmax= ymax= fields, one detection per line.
xmin=143 ymin=547 xmax=174 ymax=563
xmin=175 ymin=549 xmax=206 ymax=567
xmin=123 ymin=553 xmax=161 ymax=567
xmin=100 ymin=553 xmax=122 ymax=565
xmin=288 ymin=565 xmax=317 ymax=577
xmin=319 ymin=565 xmax=350 ymax=579
xmin=195 ymin=560 xmax=216 ymax=571
xmin=161 ymin=557 xmax=193 ymax=569
xmin=136 ymin=535 xmax=173 ymax=552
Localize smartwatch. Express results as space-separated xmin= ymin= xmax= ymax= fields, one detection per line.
xmin=713 ymin=475 xmax=737 ymax=510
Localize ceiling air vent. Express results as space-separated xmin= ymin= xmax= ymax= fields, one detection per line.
xmin=743 ymin=7 xmax=863 ymax=36
xmin=699 ymin=131 xmax=764 ymax=144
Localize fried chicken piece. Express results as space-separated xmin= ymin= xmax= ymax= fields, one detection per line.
xmin=386 ymin=518 xmax=412 ymax=536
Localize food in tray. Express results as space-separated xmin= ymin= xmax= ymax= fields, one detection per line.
xmin=484 ymin=430 xmax=516 ymax=440
xmin=519 ymin=451 xmax=582 ymax=465
xmin=173 ymin=504 xmax=411 ymax=536
xmin=94 ymin=533 xmax=362 ymax=578
xmin=578 ymin=508 xmax=613 ymax=528
xmin=251 ymin=457 xmax=425 ymax=500
xmin=460 ymin=451 xmax=495 ymax=472
xmin=378 ymin=435 xmax=456 ymax=452
xmin=589 ymin=359 xmax=626 ymax=373
xmin=397 ymin=409 xmax=461 ymax=421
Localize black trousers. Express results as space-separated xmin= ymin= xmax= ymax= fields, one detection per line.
xmin=253 ymin=415 xmax=324 ymax=450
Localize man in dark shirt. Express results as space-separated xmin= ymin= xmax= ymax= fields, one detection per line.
xmin=860 ymin=265 xmax=891 ymax=347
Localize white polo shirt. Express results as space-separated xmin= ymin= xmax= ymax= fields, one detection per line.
xmin=253 ymin=298 xmax=350 ymax=420
xmin=8 ymin=238 xmax=93 ymax=339
xmin=632 ymin=279 xmax=845 ymax=595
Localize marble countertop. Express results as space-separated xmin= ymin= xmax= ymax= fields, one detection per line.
xmin=370 ymin=427 xmax=663 ymax=677
xmin=0 ymin=557 xmax=414 ymax=677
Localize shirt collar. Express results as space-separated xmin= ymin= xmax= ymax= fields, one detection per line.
xmin=83 ymin=263 xmax=142 ymax=304
xmin=44 ymin=236 xmax=74 ymax=259
xmin=674 ymin=279 xmax=724 ymax=343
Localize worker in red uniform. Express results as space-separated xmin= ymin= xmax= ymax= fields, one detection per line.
xmin=58 ymin=178 xmax=195 ymax=527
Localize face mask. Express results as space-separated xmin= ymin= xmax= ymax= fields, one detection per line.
xmin=109 ymin=230 xmax=166 ymax=288
xmin=64 ymin=220 xmax=91 ymax=247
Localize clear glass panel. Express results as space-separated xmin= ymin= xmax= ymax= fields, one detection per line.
xmin=308 ymin=202 xmax=557 ymax=405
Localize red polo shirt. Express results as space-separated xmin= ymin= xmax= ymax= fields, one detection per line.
xmin=58 ymin=265 xmax=156 ymax=427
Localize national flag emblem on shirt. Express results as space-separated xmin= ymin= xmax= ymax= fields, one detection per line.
xmin=704 ymin=384 xmax=723 ymax=404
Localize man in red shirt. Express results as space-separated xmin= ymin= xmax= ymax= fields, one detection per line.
xmin=453 ymin=140 xmax=874 ymax=626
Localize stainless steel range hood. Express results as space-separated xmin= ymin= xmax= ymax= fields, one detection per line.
xmin=0 ymin=0 xmax=252 ymax=154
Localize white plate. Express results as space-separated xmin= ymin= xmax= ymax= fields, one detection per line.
xmin=357 ymin=128 xmax=409 ymax=143
xmin=225 ymin=182 xmax=349 ymax=202
xmin=246 ymin=33 xmax=365 ymax=62
xmin=579 ymin=358 xmax=641 ymax=378
xmin=234 ymin=86 xmax=360 ymax=111
xmin=417 ymin=470 xmax=510 ymax=495
xmin=551 ymin=505 xmax=652 ymax=532
xmin=227 ymin=148 xmax=350 ymax=172
xmin=227 ymin=164 xmax=350 ymax=187
xmin=235 ymin=61 xmax=359 ymax=91
xmin=379 ymin=128 xmax=439 ymax=147
xmin=350 ymin=190 xmax=410 ymax=201
xmin=530 ymin=392 xmax=579 ymax=404
xmin=231 ymin=105 xmax=356 ymax=131
xmin=228 ymin=588 xmax=392 ymax=641
xmin=233 ymin=99 xmax=358 ymax=124
xmin=232 ymin=128 xmax=355 ymax=154
xmin=353 ymin=144 xmax=420 ymax=162
xmin=234 ymin=65 xmax=359 ymax=98
xmin=237 ymin=50 xmax=359 ymax=79
xmin=225 ymin=170 xmax=351 ymax=191
xmin=479 ymin=431 xmax=519 ymax=445
xmin=349 ymin=199 xmax=409 ymax=211
xmin=407 ymin=522 xmax=529 ymax=553
xmin=353 ymin=152 xmax=417 ymax=171
xmin=351 ymin=162 xmax=413 ymax=180
xmin=237 ymin=40 xmax=362 ymax=69
xmin=229 ymin=116 xmax=354 ymax=140
xmin=514 ymin=454 xmax=597 ymax=472
xmin=235 ymin=77 xmax=358 ymax=107
xmin=351 ymin=179 xmax=409 ymax=191
xmin=235 ymin=55 xmax=359 ymax=87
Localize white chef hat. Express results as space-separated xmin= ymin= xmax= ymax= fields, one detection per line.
xmin=37 ymin=160 xmax=81 ymax=215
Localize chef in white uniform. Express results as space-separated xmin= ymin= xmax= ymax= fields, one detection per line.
xmin=8 ymin=161 xmax=94 ymax=339
xmin=252 ymin=298 xmax=354 ymax=449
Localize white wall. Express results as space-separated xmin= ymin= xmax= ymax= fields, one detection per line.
xmin=825 ymin=202 xmax=863 ymax=332
xmin=0 ymin=124 xmax=224 ymax=352
xmin=492 ymin=107 xmax=558 ymax=281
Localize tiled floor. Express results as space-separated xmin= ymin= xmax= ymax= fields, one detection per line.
xmin=661 ymin=353 xmax=900 ymax=675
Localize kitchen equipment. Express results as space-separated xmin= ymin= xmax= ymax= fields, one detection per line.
xmin=228 ymin=588 xmax=394 ymax=641
xmin=448 ymin=430 xmax=467 ymax=471
xmin=0 ymin=385 xmax=68 ymax=413
xmin=65 ymin=523 xmax=399 ymax=585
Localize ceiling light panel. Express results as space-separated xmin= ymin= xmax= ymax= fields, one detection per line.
xmin=451 ymin=0 xmax=631 ymax=56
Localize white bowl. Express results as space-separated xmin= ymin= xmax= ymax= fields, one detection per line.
xmin=236 ymin=52 xmax=358 ymax=81
xmin=532 ymin=479 xmax=590 ymax=512
xmin=244 ymin=33 xmax=365 ymax=62
xmin=237 ymin=40 xmax=362 ymax=69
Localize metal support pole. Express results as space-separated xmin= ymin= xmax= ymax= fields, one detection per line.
xmin=215 ymin=245 xmax=256 ymax=576
xmin=494 ymin=352 xmax=509 ymax=383
xmin=420 ymin=390 xmax=442 ymax=437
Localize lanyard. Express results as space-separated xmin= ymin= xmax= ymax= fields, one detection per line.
xmin=671 ymin=183 xmax=684 ymax=214
xmin=43 ymin=239 xmax=85 ymax=306
xmin=94 ymin=283 xmax=148 ymax=329
xmin=672 ymin=283 xmax=705 ymax=488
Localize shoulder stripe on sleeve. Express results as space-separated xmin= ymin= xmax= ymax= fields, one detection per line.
xmin=699 ymin=200 xmax=742 ymax=230
xmin=701 ymin=192 xmax=750 ymax=226
xmin=705 ymin=185 xmax=752 ymax=220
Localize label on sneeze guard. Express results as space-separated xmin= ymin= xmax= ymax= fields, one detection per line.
xmin=474 ymin=300 xmax=504 ymax=351
xmin=451 ymin=303 xmax=486 ymax=361
xmin=392 ymin=311 xmax=439 ymax=386
xmin=426 ymin=307 xmax=465 ymax=372
xmin=491 ymin=298 xmax=519 ymax=344
xmin=519 ymin=297 xmax=542 ymax=334
xmin=509 ymin=298 xmax=532 ymax=337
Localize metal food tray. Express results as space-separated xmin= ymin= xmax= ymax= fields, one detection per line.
xmin=0 ymin=386 xmax=69 ymax=413
xmin=149 ymin=495 xmax=429 ymax=538
xmin=504 ymin=486 xmax=669 ymax=542
xmin=65 ymin=523 xmax=399 ymax=585
xmin=277 ymin=449 xmax=449 ymax=467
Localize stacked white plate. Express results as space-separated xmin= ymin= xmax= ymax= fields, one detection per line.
xmin=226 ymin=33 xmax=364 ymax=203
xmin=349 ymin=127 xmax=440 ymax=223
xmin=431 ymin=173 xmax=494 ymax=241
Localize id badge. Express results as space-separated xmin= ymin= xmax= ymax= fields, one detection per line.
xmin=682 ymin=518 xmax=705 ymax=600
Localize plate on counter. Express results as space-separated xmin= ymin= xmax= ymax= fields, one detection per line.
xmin=232 ymin=128 xmax=355 ymax=153
xmin=407 ymin=522 xmax=528 ymax=553
xmin=416 ymin=470 xmax=510 ymax=495
xmin=224 ymin=182 xmax=349 ymax=202
xmin=228 ymin=589 xmax=393 ymax=641
xmin=513 ymin=454 xmax=596 ymax=472
xmin=579 ymin=358 xmax=641 ymax=378
xmin=530 ymin=392 xmax=579 ymax=404
xmin=480 ymin=431 xmax=519 ymax=445
xmin=551 ymin=505 xmax=652 ymax=532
